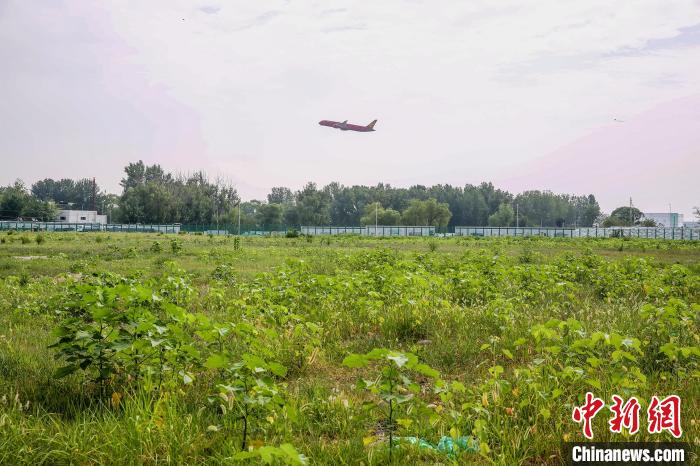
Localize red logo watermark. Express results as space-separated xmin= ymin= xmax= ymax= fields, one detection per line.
xmin=572 ymin=392 xmax=682 ymax=439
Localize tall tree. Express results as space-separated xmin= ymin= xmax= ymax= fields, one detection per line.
xmin=295 ymin=182 xmax=331 ymax=225
xmin=400 ymin=198 xmax=451 ymax=226
xmin=1 ymin=180 xmax=57 ymax=220
xmin=488 ymin=203 xmax=514 ymax=226
xmin=360 ymin=202 xmax=401 ymax=226
xmin=267 ymin=187 xmax=295 ymax=205
xmin=604 ymin=206 xmax=644 ymax=226
xmin=257 ymin=203 xmax=283 ymax=227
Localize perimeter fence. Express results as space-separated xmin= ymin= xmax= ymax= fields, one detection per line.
xmin=1 ymin=221 xmax=698 ymax=240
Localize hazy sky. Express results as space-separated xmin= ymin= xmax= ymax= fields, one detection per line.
xmin=1 ymin=1 xmax=699 ymax=215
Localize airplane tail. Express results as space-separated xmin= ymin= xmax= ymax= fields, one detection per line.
xmin=366 ymin=119 xmax=378 ymax=129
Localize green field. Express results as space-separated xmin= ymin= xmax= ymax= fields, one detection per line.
xmin=1 ymin=232 xmax=698 ymax=465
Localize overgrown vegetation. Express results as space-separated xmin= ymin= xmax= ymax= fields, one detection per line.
xmin=0 ymin=233 xmax=698 ymax=464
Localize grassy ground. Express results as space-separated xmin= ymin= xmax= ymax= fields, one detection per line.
xmin=0 ymin=232 xmax=698 ymax=465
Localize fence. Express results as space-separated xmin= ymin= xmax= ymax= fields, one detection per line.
xmin=454 ymin=226 xmax=700 ymax=240
xmin=1 ymin=221 xmax=698 ymax=240
xmin=0 ymin=221 xmax=180 ymax=234
xmin=301 ymin=226 xmax=436 ymax=237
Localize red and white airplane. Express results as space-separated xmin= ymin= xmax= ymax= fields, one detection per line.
xmin=319 ymin=119 xmax=377 ymax=132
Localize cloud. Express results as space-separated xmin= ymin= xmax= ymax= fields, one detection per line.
xmin=231 ymin=9 xmax=282 ymax=31
xmin=199 ymin=5 xmax=221 ymax=15
xmin=322 ymin=24 xmax=366 ymax=33
xmin=320 ymin=8 xmax=347 ymax=17
xmin=607 ymin=22 xmax=700 ymax=57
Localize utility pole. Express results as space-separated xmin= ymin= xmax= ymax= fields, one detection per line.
xmin=237 ymin=201 xmax=241 ymax=236
xmin=91 ymin=177 xmax=97 ymax=212
xmin=629 ymin=197 xmax=633 ymax=226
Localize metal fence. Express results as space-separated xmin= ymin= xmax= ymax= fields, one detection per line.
xmin=301 ymin=226 xmax=435 ymax=236
xmin=454 ymin=226 xmax=700 ymax=240
xmin=1 ymin=221 xmax=698 ymax=240
xmin=0 ymin=221 xmax=180 ymax=234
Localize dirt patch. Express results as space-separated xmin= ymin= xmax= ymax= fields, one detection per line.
xmin=13 ymin=256 xmax=49 ymax=260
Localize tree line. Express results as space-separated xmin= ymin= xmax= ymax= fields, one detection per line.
xmin=7 ymin=159 xmax=668 ymax=228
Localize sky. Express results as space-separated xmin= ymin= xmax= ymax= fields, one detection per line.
xmin=1 ymin=0 xmax=699 ymax=216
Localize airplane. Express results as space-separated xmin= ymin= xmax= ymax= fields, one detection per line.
xmin=319 ymin=119 xmax=377 ymax=132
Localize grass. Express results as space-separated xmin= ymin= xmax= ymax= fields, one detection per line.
xmin=0 ymin=232 xmax=698 ymax=465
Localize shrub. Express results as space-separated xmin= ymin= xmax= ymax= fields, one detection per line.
xmin=20 ymin=236 xmax=31 ymax=244
xmin=35 ymin=234 xmax=45 ymax=245
xmin=170 ymin=238 xmax=182 ymax=254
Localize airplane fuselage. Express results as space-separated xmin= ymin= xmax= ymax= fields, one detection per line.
xmin=319 ymin=119 xmax=376 ymax=132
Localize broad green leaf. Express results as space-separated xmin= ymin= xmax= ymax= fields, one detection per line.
xmin=54 ymin=365 xmax=77 ymax=379
xmin=205 ymin=353 xmax=229 ymax=369
xmin=342 ymin=354 xmax=367 ymax=368
xmin=267 ymin=362 xmax=287 ymax=377
xmin=414 ymin=363 xmax=439 ymax=378
xmin=586 ymin=378 xmax=602 ymax=390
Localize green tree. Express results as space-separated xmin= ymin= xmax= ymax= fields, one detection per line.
xmin=400 ymin=198 xmax=452 ymax=227
xmin=360 ymin=202 xmax=401 ymax=226
xmin=116 ymin=162 xmax=238 ymax=224
xmin=267 ymin=187 xmax=294 ymax=205
xmin=257 ymin=203 xmax=283 ymax=227
xmin=401 ymin=199 xmax=427 ymax=225
xmin=0 ymin=181 xmax=28 ymax=219
xmin=459 ymin=185 xmax=490 ymax=226
xmin=423 ymin=198 xmax=452 ymax=227
xmin=0 ymin=180 xmax=57 ymax=221
xmin=295 ymin=183 xmax=331 ymax=225
xmin=478 ymin=182 xmax=513 ymax=215
xmin=605 ymin=206 xmax=644 ymax=226
xmin=488 ymin=203 xmax=514 ymax=226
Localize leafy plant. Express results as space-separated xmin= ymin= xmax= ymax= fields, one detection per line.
xmin=207 ymin=353 xmax=287 ymax=450
xmin=170 ymin=238 xmax=182 ymax=254
xmin=233 ymin=443 xmax=308 ymax=465
xmin=343 ymin=349 xmax=440 ymax=463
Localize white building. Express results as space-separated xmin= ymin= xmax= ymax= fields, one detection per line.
xmin=643 ymin=212 xmax=683 ymax=227
xmin=56 ymin=210 xmax=107 ymax=225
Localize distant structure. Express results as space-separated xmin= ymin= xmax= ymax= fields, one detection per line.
xmin=684 ymin=220 xmax=700 ymax=228
xmin=56 ymin=209 xmax=107 ymax=225
xmin=643 ymin=212 xmax=683 ymax=227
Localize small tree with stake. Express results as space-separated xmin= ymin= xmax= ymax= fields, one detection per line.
xmin=343 ymin=348 xmax=440 ymax=464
